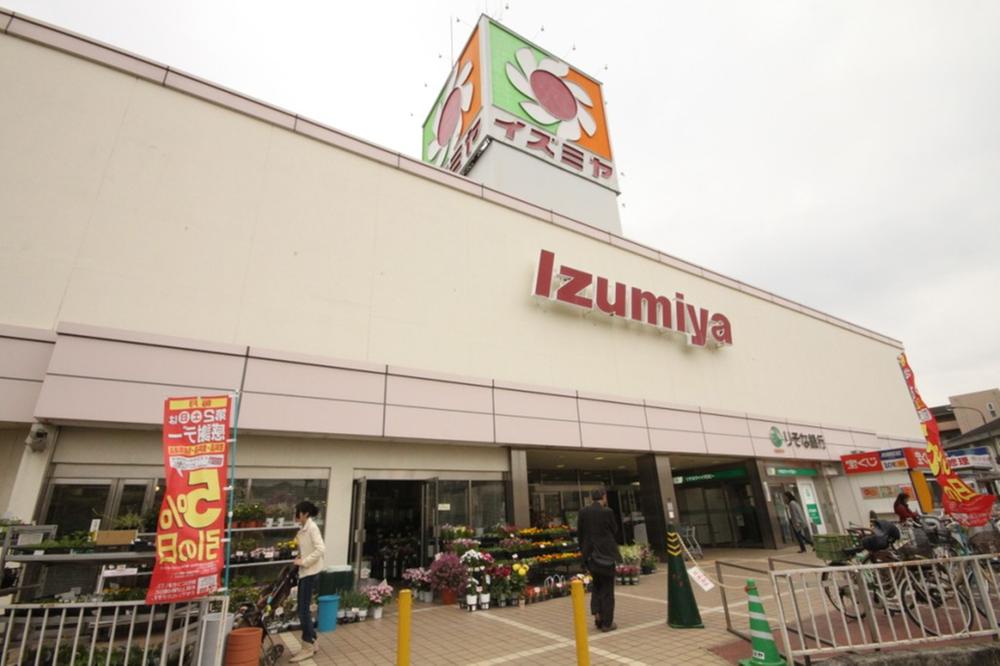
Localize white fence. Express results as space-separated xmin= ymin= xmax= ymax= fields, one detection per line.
xmin=0 ymin=596 xmax=229 ymax=666
xmin=717 ymin=553 xmax=1000 ymax=664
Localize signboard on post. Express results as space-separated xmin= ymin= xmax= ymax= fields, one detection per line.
xmin=897 ymin=354 xmax=995 ymax=527
xmin=146 ymin=395 xmax=231 ymax=604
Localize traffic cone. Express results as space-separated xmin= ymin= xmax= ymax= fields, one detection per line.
xmin=666 ymin=525 xmax=703 ymax=628
xmin=737 ymin=579 xmax=785 ymax=666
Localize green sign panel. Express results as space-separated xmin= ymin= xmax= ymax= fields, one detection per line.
xmin=806 ymin=503 xmax=822 ymax=525
xmin=771 ymin=467 xmax=818 ymax=477
xmin=673 ymin=468 xmax=748 ymax=485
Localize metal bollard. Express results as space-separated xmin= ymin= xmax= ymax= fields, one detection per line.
xmin=570 ymin=579 xmax=591 ymax=666
xmin=396 ymin=589 xmax=412 ymax=666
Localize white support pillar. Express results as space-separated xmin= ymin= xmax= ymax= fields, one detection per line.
xmin=4 ymin=425 xmax=58 ymax=522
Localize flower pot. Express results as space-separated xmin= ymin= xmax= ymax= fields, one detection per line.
xmin=518 ymin=597 xmax=526 ymax=608
xmin=630 ymin=576 xmax=639 ymax=585
xmin=349 ymin=608 xmax=359 ymax=622
xmin=440 ymin=589 xmax=457 ymax=605
xmin=372 ymin=606 xmax=383 ymax=620
xmin=422 ymin=590 xmax=433 ymax=603
xmin=336 ymin=609 xmax=346 ymax=622
xmin=358 ymin=609 xmax=368 ymax=620
xmin=478 ymin=593 xmax=490 ymax=610
xmin=465 ymin=594 xmax=478 ymax=611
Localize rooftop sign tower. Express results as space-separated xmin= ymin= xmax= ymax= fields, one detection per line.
xmin=422 ymin=16 xmax=621 ymax=234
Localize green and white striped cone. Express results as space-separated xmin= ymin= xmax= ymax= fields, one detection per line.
xmin=737 ymin=579 xmax=785 ymax=666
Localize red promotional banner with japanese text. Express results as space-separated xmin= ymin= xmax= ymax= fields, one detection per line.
xmin=897 ymin=354 xmax=995 ymax=526
xmin=146 ymin=395 xmax=231 ymax=604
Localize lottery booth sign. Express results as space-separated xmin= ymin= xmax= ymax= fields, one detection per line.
xmin=146 ymin=395 xmax=231 ymax=604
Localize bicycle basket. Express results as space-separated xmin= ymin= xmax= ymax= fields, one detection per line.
xmin=814 ymin=534 xmax=858 ymax=563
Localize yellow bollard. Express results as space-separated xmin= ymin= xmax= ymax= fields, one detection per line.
xmin=396 ymin=588 xmax=412 ymax=666
xmin=570 ymin=579 xmax=591 ymax=666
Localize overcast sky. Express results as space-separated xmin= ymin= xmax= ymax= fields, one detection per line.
xmin=7 ymin=0 xmax=998 ymax=407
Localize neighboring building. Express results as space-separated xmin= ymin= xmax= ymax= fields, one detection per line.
xmin=931 ymin=404 xmax=962 ymax=443
xmin=931 ymin=388 xmax=1000 ymax=446
xmin=0 ymin=10 xmax=925 ymax=591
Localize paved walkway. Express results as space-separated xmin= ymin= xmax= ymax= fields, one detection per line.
xmin=277 ymin=546 xmax=819 ymax=665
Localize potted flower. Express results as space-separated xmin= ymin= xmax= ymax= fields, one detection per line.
xmin=429 ymin=552 xmax=466 ymax=605
xmin=402 ymin=567 xmax=432 ymax=603
xmin=510 ymin=562 xmax=529 ymax=606
xmin=365 ymin=580 xmax=394 ymax=620
xmin=464 ymin=578 xmax=480 ymax=612
xmin=489 ymin=565 xmax=511 ymax=607
xmin=640 ymin=544 xmax=657 ymax=574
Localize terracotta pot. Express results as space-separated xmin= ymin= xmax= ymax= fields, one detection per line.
xmin=225 ymin=627 xmax=262 ymax=666
xmin=440 ymin=588 xmax=457 ymax=605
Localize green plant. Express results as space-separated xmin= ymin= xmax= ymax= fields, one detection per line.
xmin=102 ymin=586 xmax=147 ymax=602
xmin=235 ymin=537 xmax=258 ymax=553
xmin=618 ymin=544 xmax=642 ymax=565
xmin=265 ymin=502 xmax=292 ymax=519
xmin=112 ymin=513 xmax=144 ymax=530
xmin=247 ymin=503 xmax=266 ymax=521
xmin=231 ymin=504 xmax=248 ymax=522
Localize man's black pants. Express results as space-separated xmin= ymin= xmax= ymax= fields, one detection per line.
xmin=590 ymin=571 xmax=615 ymax=628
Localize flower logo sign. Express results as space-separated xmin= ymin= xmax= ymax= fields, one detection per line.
xmin=425 ymin=61 xmax=474 ymax=167
xmin=505 ymin=49 xmax=596 ymax=142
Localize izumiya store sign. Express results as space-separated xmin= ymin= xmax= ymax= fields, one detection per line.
xmin=423 ymin=17 xmax=618 ymax=190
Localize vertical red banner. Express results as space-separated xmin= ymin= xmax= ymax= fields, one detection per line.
xmin=897 ymin=354 xmax=995 ymax=526
xmin=146 ymin=395 xmax=231 ymax=604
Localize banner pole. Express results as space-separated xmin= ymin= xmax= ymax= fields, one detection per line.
xmin=223 ymin=390 xmax=242 ymax=592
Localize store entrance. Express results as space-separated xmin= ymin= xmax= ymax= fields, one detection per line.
xmin=674 ymin=468 xmax=763 ymax=548
xmin=349 ymin=477 xmax=507 ymax=581
xmin=354 ymin=480 xmax=423 ymax=581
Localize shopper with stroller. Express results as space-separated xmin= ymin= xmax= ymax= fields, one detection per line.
xmin=290 ymin=501 xmax=325 ymax=663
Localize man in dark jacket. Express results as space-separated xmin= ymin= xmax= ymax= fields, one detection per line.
xmin=578 ymin=487 xmax=620 ymax=632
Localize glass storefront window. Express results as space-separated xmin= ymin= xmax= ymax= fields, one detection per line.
xmin=249 ymin=478 xmax=328 ymax=523
xmin=45 ymin=483 xmax=111 ymax=535
xmin=437 ymin=480 xmax=469 ymax=527
xmin=116 ymin=483 xmax=148 ymax=520
xmin=471 ymin=481 xmax=505 ymax=529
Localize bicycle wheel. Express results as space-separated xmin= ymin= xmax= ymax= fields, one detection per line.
xmin=902 ymin=564 xmax=974 ymax=636
xmin=821 ymin=568 xmax=866 ymax=620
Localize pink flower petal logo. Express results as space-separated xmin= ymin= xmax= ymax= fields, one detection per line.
xmin=427 ymin=61 xmax=474 ymax=166
xmin=505 ymin=48 xmax=596 ymax=142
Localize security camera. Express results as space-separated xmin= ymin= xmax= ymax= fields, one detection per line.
xmin=25 ymin=423 xmax=52 ymax=452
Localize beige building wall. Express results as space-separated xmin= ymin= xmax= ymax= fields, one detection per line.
xmin=0 ymin=32 xmax=920 ymax=440
xmin=50 ymin=428 xmax=508 ymax=563
xmin=0 ymin=427 xmax=29 ymax=516
xmin=949 ymin=389 xmax=1000 ymax=434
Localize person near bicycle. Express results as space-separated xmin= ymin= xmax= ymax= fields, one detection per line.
xmin=862 ymin=510 xmax=901 ymax=553
xmin=893 ymin=492 xmax=921 ymax=525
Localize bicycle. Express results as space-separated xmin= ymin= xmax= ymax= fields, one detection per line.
xmin=818 ymin=525 xmax=973 ymax=636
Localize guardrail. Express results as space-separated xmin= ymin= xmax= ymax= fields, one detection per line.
xmin=0 ymin=596 xmax=229 ymax=666
xmin=770 ymin=553 xmax=1000 ymax=664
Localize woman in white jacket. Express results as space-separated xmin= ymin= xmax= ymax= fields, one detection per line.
xmin=290 ymin=500 xmax=326 ymax=663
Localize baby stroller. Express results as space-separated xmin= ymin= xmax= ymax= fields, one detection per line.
xmin=233 ymin=564 xmax=299 ymax=665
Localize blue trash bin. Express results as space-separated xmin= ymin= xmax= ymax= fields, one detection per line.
xmin=317 ymin=594 xmax=340 ymax=633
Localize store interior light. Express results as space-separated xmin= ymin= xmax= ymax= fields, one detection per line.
xmin=556 ymin=464 xmax=565 ymax=468
xmin=594 ymin=456 xmax=605 ymax=461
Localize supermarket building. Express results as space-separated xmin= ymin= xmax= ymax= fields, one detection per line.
xmin=0 ymin=10 xmax=924 ymax=580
